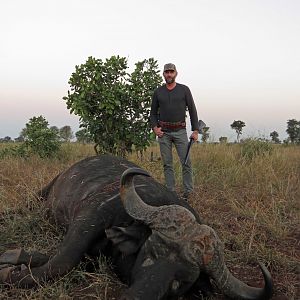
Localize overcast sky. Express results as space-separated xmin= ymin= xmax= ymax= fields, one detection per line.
xmin=1 ymin=0 xmax=299 ymax=141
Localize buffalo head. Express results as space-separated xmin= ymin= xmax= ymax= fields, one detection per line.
xmin=117 ymin=168 xmax=273 ymax=300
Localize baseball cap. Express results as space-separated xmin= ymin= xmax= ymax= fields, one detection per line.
xmin=163 ymin=63 xmax=177 ymax=72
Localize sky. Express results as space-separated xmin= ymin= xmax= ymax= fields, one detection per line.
xmin=1 ymin=0 xmax=299 ymax=142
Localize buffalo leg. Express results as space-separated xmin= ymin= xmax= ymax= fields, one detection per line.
xmin=0 ymin=248 xmax=49 ymax=267
xmin=0 ymin=206 xmax=108 ymax=287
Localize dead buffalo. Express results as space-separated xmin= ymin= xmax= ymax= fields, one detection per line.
xmin=0 ymin=155 xmax=273 ymax=299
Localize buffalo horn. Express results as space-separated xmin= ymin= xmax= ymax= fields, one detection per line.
xmin=120 ymin=168 xmax=158 ymax=224
xmin=207 ymin=251 xmax=273 ymax=300
xmin=120 ymin=168 xmax=196 ymax=238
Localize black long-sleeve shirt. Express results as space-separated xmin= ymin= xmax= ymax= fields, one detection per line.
xmin=150 ymin=83 xmax=199 ymax=131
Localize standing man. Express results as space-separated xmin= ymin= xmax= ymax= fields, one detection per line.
xmin=150 ymin=63 xmax=199 ymax=200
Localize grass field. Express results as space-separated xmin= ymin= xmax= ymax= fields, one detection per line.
xmin=0 ymin=142 xmax=299 ymax=299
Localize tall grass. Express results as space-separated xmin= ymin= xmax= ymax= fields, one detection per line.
xmin=0 ymin=142 xmax=299 ymax=299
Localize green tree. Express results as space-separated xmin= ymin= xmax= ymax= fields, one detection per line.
xmin=63 ymin=56 xmax=162 ymax=156
xmin=59 ymin=125 xmax=74 ymax=142
xmin=75 ymin=128 xmax=93 ymax=143
xmin=18 ymin=127 xmax=28 ymax=141
xmin=14 ymin=136 xmax=24 ymax=142
xmin=219 ymin=136 xmax=228 ymax=143
xmin=286 ymin=119 xmax=300 ymax=144
xmin=230 ymin=120 xmax=246 ymax=143
xmin=23 ymin=116 xmax=60 ymax=158
xmin=270 ymin=131 xmax=280 ymax=144
xmin=201 ymin=127 xmax=210 ymax=143
xmin=0 ymin=136 xmax=12 ymax=143
xmin=50 ymin=126 xmax=59 ymax=135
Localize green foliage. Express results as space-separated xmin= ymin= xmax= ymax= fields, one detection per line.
xmin=0 ymin=136 xmax=12 ymax=143
xmin=50 ymin=126 xmax=60 ymax=135
xmin=15 ymin=127 xmax=28 ymax=142
xmin=23 ymin=116 xmax=61 ymax=158
xmin=270 ymin=131 xmax=281 ymax=144
xmin=240 ymin=138 xmax=273 ymax=160
xmin=63 ymin=56 xmax=162 ymax=156
xmin=0 ymin=116 xmax=61 ymax=159
xmin=59 ymin=125 xmax=74 ymax=142
xmin=219 ymin=136 xmax=228 ymax=143
xmin=230 ymin=120 xmax=246 ymax=143
xmin=75 ymin=128 xmax=93 ymax=144
xmin=201 ymin=127 xmax=210 ymax=143
xmin=286 ymin=119 xmax=300 ymax=144
xmin=0 ymin=145 xmax=29 ymax=159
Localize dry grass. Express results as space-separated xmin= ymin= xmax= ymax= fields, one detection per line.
xmin=0 ymin=142 xmax=299 ymax=299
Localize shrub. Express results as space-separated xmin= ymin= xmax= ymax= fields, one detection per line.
xmin=0 ymin=116 xmax=61 ymax=160
xmin=23 ymin=116 xmax=61 ymax=158
xmin=240 ymin=138 xmax=273 ymax=159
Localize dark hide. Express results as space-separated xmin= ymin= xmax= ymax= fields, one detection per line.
xmin=0 ymin=155 xmax=273 ymax=300
xmin=0 ymin=155 xmax=205 ymax=299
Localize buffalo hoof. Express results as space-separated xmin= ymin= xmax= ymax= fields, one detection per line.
xmin=0 ymin=249 xmax=25 ymax=265
xmin=0 ymin=248 xmax=49 ymax=267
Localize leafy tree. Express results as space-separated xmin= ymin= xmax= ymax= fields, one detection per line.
xmin=270 ymin=131 xmax=280 ymax=144
xmin=14 ymin=136 xmax=24 ymax=142
xmin=50 ymin=126 xmax=60 ymax=135
xmin=219 ymin=136 xmax=228 ymax=144
xmin=230 ymin=120 xmax=246 ymax=143
xmin=16 ymin=128 xmax=28 ymax=142
xmin=63 ymin=55 xmax=162 ymax=156
xmin=59 ymin=125 xmax=74 ymax=142
xmin=0 ymin=136 xmax=12 ymax=143
xmin=75 ymin=128 xmax=93 ymax=143
xmin=286 ymin=119 xmax=300 ymax=144
xmin=201 ymin=127 xmax=210 ymax=143
xmin=23 ymin=116 xmax=60 ymax=158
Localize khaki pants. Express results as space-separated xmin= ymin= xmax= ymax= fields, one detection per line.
xmin=158 ymin=128 xmax=193 ymax=194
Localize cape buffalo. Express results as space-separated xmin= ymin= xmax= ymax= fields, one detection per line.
xmin=0 ymin=155 xmax=273 ymax=299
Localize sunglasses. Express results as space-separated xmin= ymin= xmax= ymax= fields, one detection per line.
xmin=164 ymin=70 xmax=175 ymax=74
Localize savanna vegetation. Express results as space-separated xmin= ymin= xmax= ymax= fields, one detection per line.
xmin=0 ymin=141 xmax=299 ymax=299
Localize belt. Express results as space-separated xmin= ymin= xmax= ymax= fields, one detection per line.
xmin=159 ymin=121 xmax=186 ymax=129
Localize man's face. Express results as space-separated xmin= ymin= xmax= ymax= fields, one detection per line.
xmin=163 ymin=70 xmax=177 ymax=84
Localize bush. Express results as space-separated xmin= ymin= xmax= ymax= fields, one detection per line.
xmin=0 ymin=116 xmax=61 ymax=160
xmin=240 ymin=138 xmax=273 ymax=159
xmin=0 ymin=144 xmax=30 ymax=159
xmin=23 ymin=116 xmax=61 ymax=158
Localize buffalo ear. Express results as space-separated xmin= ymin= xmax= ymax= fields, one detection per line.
xmin=105 ymin=222 xmax=151 ymax=255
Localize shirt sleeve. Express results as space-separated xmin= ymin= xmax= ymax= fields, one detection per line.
xmin=185 ymin=86 xmax=199 ymax=131
xmin=150 ymin=89 xmax=159 ymax=128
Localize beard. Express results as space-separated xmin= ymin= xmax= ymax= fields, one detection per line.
xmin=165 ymin=77 xmax=175 ymax=84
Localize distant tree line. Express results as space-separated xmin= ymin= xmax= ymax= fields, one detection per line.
xmin=1 ymin=118 xmax=299 ymax=149
xmin=224 ymin=119 xmax=299 ymax=144
xmin=198 ymin=119 xmax=300 ymax=145
xmin=0 ymin=116 xmax=93 ymax=158
xmin=1 ymin=123 xmax=92 ymax=144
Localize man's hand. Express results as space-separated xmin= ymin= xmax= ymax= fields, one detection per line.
xmin=190 ymin=130 xmax=199 ymax=141
xmin=153 ymin=126 xmax=164 ymax=138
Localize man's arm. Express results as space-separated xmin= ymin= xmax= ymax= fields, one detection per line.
xmin=185 ymin=86 xmax=199 ymax=132
xmin=150 ymin=89 xmax=164 ymax=137
xmin=185 ymin=86 xmax=199 ymax=141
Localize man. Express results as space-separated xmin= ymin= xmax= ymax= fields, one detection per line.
xmin=150 ymin=63 xmax=199 ymax=200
